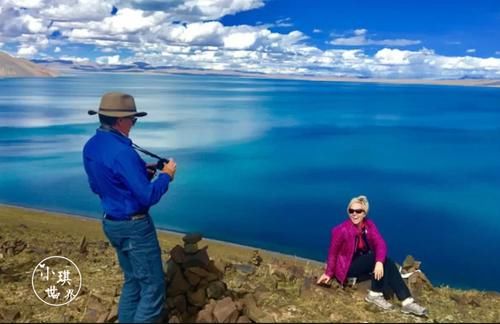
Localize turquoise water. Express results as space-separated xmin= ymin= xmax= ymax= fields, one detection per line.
xmin=1 ymin=74 xmax=499 ymax=291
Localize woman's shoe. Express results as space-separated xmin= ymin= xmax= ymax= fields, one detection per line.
xmin=401 ymin=302 xmax=427 ymax=316
xmin=365 ymin=294 xmax=393 ymax=310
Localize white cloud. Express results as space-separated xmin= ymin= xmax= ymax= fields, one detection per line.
xmin=466 ymin=48 xmax=476 ymax=53
xmin=40 ymin=0 xmax=114 ymax=21
xmin=330 ymin=29 xmax=421 ymax=47
xmin=0 ymin=1 xmax=499 ymax=79
xmin=312 ymin=29 xmax=322 ymax=33
xmin=17 ymin=45 xmax=37 ymax=56
xmin=4 ymin=0 xmax=43 ymax=9
xmin=178 ymin=0 xmax=265 ymax=20
xmin=96 ymin=54 xmax=121 ymax=65
xmin=59 ymin=55 xmax=90 ymax=63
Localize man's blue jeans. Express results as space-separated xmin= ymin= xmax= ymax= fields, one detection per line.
xmin=103 ymin=216 xmax=165 ymax=323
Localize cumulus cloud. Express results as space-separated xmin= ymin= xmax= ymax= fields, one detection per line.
xmin=59 ymin=55 xmax=90 ymax=62
xmin=177 ymin=0 xmax=265 ymax=20
xmin=330 ymin=28 xmax=421 ymax=47
xmin=40 ymin=0 xmax=115 ymax=21
xmin=17 ymin=45 xmax=38 ymax=56
xmin=96 ymin=54 xmax=121 ymax=65
xmin=0 ymin=0 xmax=499 ymax=79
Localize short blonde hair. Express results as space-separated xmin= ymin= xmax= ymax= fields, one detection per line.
xmin=347 ymin=195 xmax=369 ymax=214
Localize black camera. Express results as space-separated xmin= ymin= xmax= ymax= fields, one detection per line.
xmin=156 ymin=158 xmax=170 ymax=170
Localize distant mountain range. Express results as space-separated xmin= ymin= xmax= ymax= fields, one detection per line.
xmin=0 ymin=51 xmax=57 ymax=77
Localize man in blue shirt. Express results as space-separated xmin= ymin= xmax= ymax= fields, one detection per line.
xmin=83 ymin=92 xmax=176 ymax=323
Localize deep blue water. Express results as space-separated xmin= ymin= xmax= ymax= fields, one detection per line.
xmin=1 ymin=74 xmax=499 ymax=291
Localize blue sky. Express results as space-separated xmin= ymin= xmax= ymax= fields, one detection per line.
xmin=1 ymin=0 xmax=499 ymax=78
xmin=221 ymin=0 xmax=500 ymax=56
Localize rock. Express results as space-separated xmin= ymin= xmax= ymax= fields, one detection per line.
xmin=0 ymin=253 xmax=3 ymax=259
xmin=213 ymin=297 xmax=239 ymax=324
xmin=169 ymin=315 xmax=181 ymax=323
xmin=206 ymin=281 xmax=227 ymax=300
xmin=187 ymin=267 xmax=211 ymax=278
xmin=195 ymin=308 xmax=214 ymax=323
xmin=173 ymin=295 xmax=187 ymax=313
xmin=6 ymin=247 xmax=14 ymax=257
xmin=79 ymin=236 xmax=88 ymax=254
xmin=106 ymin=304 xmax=118 ymax=322
xmin=165 ymin=260 xmax=182 ymax=283
xmin=250 ymin=250 xmax=263 ymax=266
xmin=237 ymin=315 xmax=252 ymax=323
xmin=402 ymin=255 xmax=415 ymax=270
xmin=167 ymin=271 xmax=190 ymax=297
xmin=233 ymin=264 xmax=256 ymax=276
xmin=1 ymin=310 xmax=20 ymax=322
xmin=207 ymin=260 xmax=224 ymax=279
xmin=187 ymin=288 xmax=207 ymax=307
xmin=183 ymin=233 xmax=203 ymax=244
xmin=406 ymin=271 xmax=433 ymax=297
xmin=170 ymin=245 xmax=186 ymax=264
xmin=96 ymin=311 xmax=109 ymax=323
xmin=185 ymin=271 xmax=201 ymax=286
xmin=183 ymin=247 xmax=210 ymax=269
xmin=184 ymin=243 xmax=199 ymax=254
xmin=242 ymin=294 xmax=272 ymax=322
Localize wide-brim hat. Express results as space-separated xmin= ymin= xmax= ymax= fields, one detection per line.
xmin=88 ymin=92 xmax=147 ymax=117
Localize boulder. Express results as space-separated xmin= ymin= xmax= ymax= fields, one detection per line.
xmin=187 ymin=288 xmax=207 ymax=307
xmin=183 ymin=233 xmax=203 ymax=245
xmin=167 ymin=271 xmax=190 ymax=297
xmin=242 ymin=294 xmax=272 ymax=323
xmin=195 ymin=308 xmax=214 ymax=323
xmin=183 ymin=247 xmax=210 ymax=269
xmin=187 ymin=267 xmax=211 ymax=278
xmin=213 ymin=297 xmax=239 ymax=324
xmin=184 ymin=243 xmax=199 ymax=254
xmin=170 ymin=245 xmax=186 ymax=264
xmin=165 ymin=260 xmax=182 ymax=283
xmin=206 ymin=281 xmax=227 ymax=300
xmin=185 ymin=270 xmax=201 ymax=286
xmin=173 ymin=295 xmax=187 ymax=313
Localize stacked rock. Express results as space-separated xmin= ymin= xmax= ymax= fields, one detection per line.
xmin=400 ymin=255 xmax=433 ymax=297
xmin=0 ymin=239 xmax=26 ymax=258
xmin=165 ymin=233 xmax=251 ymax=323
xmin=250 ymin=250 xmax=263 ymax=267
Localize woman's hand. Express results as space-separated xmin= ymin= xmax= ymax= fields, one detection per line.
xmin=373 ymin=261 xmax=384 ymax=280
xmin=316 ymin=273 xmax=331 ymax=285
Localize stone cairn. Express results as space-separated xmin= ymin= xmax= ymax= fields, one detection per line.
xmin=0 ymin=239 xmax=26 ymax=258
xmin=164 ymin=233 xmax=252 ymax=323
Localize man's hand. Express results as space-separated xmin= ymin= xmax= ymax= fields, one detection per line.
xmin=373 ymin=261 xmax=384 ymax=280
xmin=161 ymin=158 xmax=176 ymax=181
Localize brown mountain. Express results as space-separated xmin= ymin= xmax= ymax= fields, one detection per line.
xmin=0 ymin=51 xmax=57 ymax=77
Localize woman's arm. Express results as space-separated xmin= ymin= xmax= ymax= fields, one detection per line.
xmin=325 ymin=226 xmax=343 ymax=278
xmin=367 ymin=220 xmax=387 ymax=263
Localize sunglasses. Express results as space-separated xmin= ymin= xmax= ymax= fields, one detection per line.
xmin=348 ymin=208 xmax=365 ymax=214
xmin=128 ymin=117 xmax=137 ymax=125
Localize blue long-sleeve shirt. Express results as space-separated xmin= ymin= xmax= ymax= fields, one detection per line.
xmin=83 ymin=127 xmax=171 ymax=219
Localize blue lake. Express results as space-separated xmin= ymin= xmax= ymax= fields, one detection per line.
xmin=0 ymin=73 xmax=499 ymax=291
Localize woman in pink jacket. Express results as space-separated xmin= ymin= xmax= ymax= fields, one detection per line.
xmin=317 ymin=195 xmax=427 ymax=316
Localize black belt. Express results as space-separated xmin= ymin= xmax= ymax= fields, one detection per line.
xmin=104 ymin=213 xmax=148 ymax=221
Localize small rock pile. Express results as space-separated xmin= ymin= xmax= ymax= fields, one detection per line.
xmin=0 ymin=239 xmax=26 ymax=258
xmin=400 ymin=255 xmax=433 ymax=297
xmin=164 ymin=233 xmax=252 ymax=323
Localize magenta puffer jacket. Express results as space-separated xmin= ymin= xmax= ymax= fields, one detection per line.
xmin=325 ymin=219 xmax=387 ymax=284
